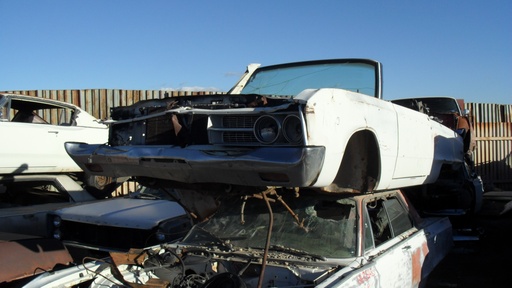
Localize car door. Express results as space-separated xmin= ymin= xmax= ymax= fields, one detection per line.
xmin=364 ymin=195 xmax=428 ymax=287
xmin=0 ymin=97 xmax=61 ymax=174
xmin=0 ymin=97 xmax=82 ymax=174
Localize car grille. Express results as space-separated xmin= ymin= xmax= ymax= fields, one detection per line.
xmin=222 ymin=115 xmax=259 ymax=128
xmin=223 ymin=131 xmax=257 ymax=143
xmin=59 ymin=221 xmax=157 ymax=250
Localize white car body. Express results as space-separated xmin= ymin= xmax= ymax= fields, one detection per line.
xmin=291 ymin=88 xmax=462 ymax=189
xmin=0 ymin=93 xmax=108 ymax=175
xmin=64 ymin=59 xmax=464 ymax=194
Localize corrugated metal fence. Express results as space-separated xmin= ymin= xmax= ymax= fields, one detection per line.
xmin=4 ymin=90 xmax=512 ymax=191
xmin=465 ymin=102 xmax=512 ymax=190
xmin=5 ymin=89 xmax=221 ymax=121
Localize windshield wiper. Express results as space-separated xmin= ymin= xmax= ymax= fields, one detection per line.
xmin=269 ymin=245 xmax=326 ymax=261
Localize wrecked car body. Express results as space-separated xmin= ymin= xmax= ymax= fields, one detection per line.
xmin=23 ymin=188 xmax=452 ymax=288
xmin=391 ymin=97 xmax=483 ymax=215
xmin=25 ymin=188 xmax=452 ymax=287
xmin=0 ymin=93 xmax=107 ymax=175
xmin=47 ymin=183 xmax=194 ymax=259
xmin=391 ymin=96 xmax=475 ymax=167
xmin=65 ymin=59 xmax=464 ymax=193
xmin=0 ymin=93 xmax=116 ymax=197
xmin=23 ymin=59 xmax=457 ymax=287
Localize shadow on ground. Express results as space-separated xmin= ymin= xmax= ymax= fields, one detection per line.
xmin=426 ymin=195 xmax=512 ymax=288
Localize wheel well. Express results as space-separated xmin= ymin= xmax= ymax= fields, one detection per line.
xmin=327 ymin=130 xmax=380 ymax=193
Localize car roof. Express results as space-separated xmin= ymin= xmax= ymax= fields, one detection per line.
xmin=0 ymin=93 xmax=80 ymax=111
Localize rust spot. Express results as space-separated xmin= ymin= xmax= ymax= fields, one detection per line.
xmin=411 ymin=248 xmax=423 ymax=284
xmin=0 ymin=237 xmax=73 ymax=283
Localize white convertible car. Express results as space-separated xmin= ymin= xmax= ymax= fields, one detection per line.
xmin=65 ymin=59 xmax=464 ymax=193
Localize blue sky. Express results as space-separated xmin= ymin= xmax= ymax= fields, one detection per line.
xmin=1 ymin=1 xmax=510 ymax=104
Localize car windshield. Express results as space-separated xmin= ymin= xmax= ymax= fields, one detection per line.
xmin=417 ymin=98 xmax=460 ymax=114
xmin=240 ymin=60 xmax=378 ymax=98
xmin=181 ymin=191 xmax=357 ymax=258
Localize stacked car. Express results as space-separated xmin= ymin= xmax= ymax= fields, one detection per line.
xmin=15 ymin=58 xmax=477 ymax=287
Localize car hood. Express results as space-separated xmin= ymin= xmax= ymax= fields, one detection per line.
xmin=54 ymin=198 xmax=187 ymax=229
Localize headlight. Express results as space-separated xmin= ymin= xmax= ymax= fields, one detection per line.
xmin=155 ymin=230 xmax=166 ymax=242
xmin=282 ymin=115 xmax=303 ymax=144
xmin=254 ymin=115 xmax=280 ymax=144
xmin=53 ymin=229 xmax=61 ymax=240
xmin=53 ymin=216 xmax=61 ymax=227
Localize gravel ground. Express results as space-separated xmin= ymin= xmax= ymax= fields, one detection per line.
xmin=426 ymin=196 xmax=512 ymax=288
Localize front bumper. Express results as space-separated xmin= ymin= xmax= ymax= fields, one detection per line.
xmin=65 ymin=142 xmax=325 ymax=187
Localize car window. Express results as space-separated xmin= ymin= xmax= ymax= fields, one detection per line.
xmin=0 ymin=106 xmax=7 ymax=121
xmin=0 ymin=96 xmax=9 ymax=121
xmin=7 ymin=98 xmax=76 ymax=126
xmin=363 ymin=207 xmax=375 ymax=251
xmin=367 ymin=196 xmax=413 ymax=246
xmin=0 ymin=181 xmax=70 ymax=208
xmin=383 ymin=198 xmax=413 ymax=236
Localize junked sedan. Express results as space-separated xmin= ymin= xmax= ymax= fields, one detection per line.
xmin=0 ymin=93 xmax=115 ymax=197
xmin=24 ymin=188 xmax=452 ymax=287
xmin=48 ymin=183 xmax=198 ymax=259
xmin=65 ymin=59 xmax=464 ymax=194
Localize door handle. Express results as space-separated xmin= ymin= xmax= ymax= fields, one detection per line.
xmin=48 ymin=131 xmax=59 ymax=134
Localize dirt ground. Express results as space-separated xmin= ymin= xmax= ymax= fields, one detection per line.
xmin=425 ymin=196 xmax=512 ymax=288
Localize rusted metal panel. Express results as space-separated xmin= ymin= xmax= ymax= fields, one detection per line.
xmin=0 ymin=235 xmax=73 ymax=283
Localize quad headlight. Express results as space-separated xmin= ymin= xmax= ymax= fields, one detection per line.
xmin=50 ymin=216 xmax=62 ymax=240
xmin=282 ymin=115 xmax=303 ymax=144
xmin=254 ymin=115 xmax=281 ymax=144
xmin=155 ymin=229 xmax=166 ymax=242
xmin=52 ymin=216 xmax=61 ymax=227
xmin=53 ymin=229 xmax=61 ymax=240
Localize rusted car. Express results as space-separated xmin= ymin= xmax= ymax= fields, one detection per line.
xmin=65 ymin=59 xmax=465 ymax=194
xmin=0 ymin=93 xmax=115 ymax=197
xmin=23 ymin=188 xmax=452 ymax=287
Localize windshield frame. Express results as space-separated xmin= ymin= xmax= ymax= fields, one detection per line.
xmin=239 ymin=58 xmax=382 ymax=99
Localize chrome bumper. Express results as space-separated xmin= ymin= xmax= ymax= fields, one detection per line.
xmin=65 ymin=142 xmax=325 ymax=187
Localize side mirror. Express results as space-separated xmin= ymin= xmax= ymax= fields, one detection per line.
xmin=461 ymin=109 xmax=470 ymax=117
